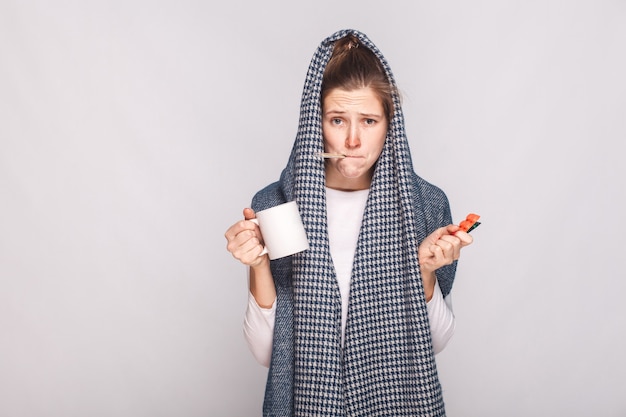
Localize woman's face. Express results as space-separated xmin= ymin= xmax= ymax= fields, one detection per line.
xmin=322 ymin=87 xmax=388 ymax=191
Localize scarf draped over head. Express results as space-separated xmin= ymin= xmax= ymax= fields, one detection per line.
xmin=251 ymin=29 xmax=456 ymax=416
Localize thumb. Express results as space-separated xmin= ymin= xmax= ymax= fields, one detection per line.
xmin=243 ymin=207 xmax=256 ymax=220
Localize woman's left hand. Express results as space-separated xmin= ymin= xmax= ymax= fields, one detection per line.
xmin=418 ymin=225 xmax=473 ymax=275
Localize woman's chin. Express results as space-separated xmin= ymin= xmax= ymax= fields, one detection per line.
xmin=339 ymin=169 xmax=363 ymax=179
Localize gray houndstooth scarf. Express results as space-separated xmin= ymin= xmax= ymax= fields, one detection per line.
xmin=251 ymin=29 xmax=456 ymax=416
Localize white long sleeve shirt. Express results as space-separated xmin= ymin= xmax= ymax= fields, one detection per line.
xmin=244 ymin=188 xmax=456 ymax=367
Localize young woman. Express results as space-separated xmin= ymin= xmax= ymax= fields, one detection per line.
xmin=225 ymin=29 xmax=473 ymax=416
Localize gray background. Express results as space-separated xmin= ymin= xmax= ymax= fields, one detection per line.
xmin=1 ymin=1 xmax=625 ymax=416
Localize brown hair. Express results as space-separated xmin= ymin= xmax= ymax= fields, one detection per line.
xmin=321 ymin=35 xmax=395 ymax=121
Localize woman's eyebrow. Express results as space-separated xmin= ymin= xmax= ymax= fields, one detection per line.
xmin=359 ymin=112 xmax=383 ymax=118
xmin=323 ymin=109 xmax=346 ymax=115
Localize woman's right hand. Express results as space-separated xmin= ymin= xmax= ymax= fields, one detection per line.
xmin=224 ymin=208 xmax=268 ymax=268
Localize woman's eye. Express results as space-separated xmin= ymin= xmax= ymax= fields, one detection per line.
xmin=365 ymin=119 xmax=376 ymax=125
xmin=332 ymin=118 xmax=342 ymax=125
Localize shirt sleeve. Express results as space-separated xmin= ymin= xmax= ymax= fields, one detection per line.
xmin=426 ymin=279 xmax=456 ymax=354
xmin=243 ymin=291 xmax=276 ymax=367
xmin=244 ymin=282 xmax=454 ymax=364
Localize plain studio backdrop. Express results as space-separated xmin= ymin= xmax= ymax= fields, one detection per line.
xmin=1 ymin=1 xmax=625 ymax=416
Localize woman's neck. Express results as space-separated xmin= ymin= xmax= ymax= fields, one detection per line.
xmin=325 ymin=168 xmax=373 ymax=191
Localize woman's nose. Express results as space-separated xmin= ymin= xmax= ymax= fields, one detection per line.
xmin=346 ymin=126 xmax=360 ymax=148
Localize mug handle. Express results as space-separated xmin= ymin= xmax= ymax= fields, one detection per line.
xmin=248 ymin=219 xmax=269 ymax=257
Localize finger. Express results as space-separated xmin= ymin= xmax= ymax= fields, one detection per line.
xmin=438 ymin=234 xmax=462 ymax=259
xmin=446 ymin=224 xmax=461 ymax=235
xmin=449 ymin=224 xmax=473 ymax=245
xmin=225 ymin=207 xmax=258 ymax=241
xmin=243 ymin=208 xmax=256 ymax=220
xmin=230 ymin=233 xmax=264 ymax=263
xmin=238 ymin=227 xmax=265 ymax=251
xmin=429 ymin=244 xmax=446 ymax=265
xmin=226 ymin=228 xmax=255 ymax=254
xmin=454 ymin=230 xmax=474 ymax=246
xmin=224 ymin=222 xmax=243 ymax=242
xmin=432 ymin=234 xmax=463 ymax=264
xmin=238 ymin=237 xmax=264 ymax=262
xmin=225 ymin=217 xmax=257 ymax=240
xmin=438 ymin=233 xmax=461 ymax=245
xmin=241 ymin=208 xmax=266 ymax=242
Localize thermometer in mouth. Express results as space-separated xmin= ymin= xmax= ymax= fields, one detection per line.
xmin=317 ymin=153 xmax=346 ymax=159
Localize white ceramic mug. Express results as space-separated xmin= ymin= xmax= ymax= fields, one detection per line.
xmin=250 ymin=201 xmax=309 ymax=260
